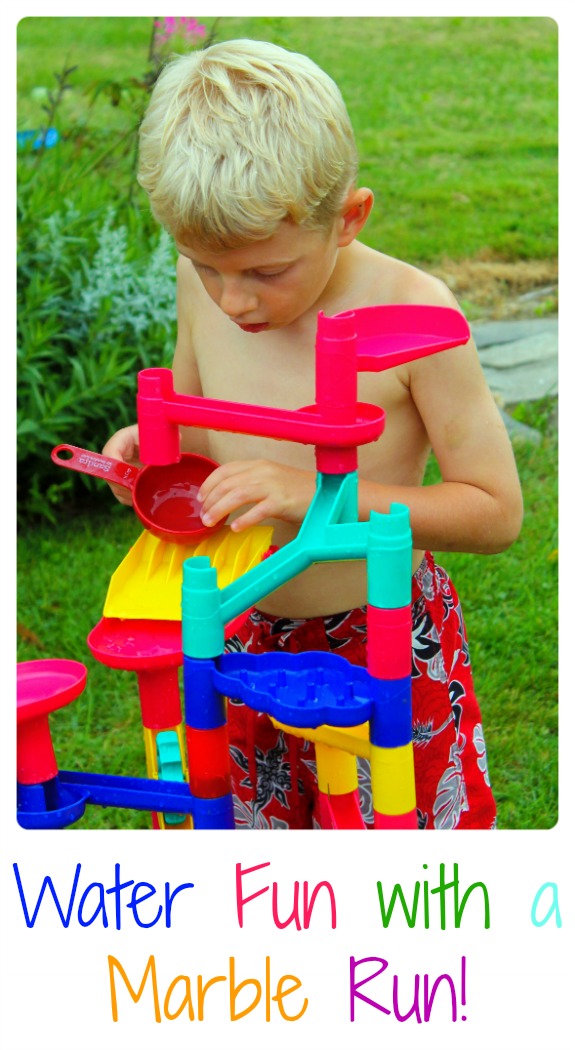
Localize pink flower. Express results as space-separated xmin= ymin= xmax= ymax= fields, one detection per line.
xmin=154 ymin=16 xmax=206 ymax=45
xmin=184 ymin=17 xmax=206 ymax=37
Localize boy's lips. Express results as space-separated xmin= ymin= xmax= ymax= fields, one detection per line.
xmin=234 ymin=321 xmax=269 ymax=333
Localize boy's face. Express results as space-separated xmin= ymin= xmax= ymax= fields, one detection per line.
xmin=176 ymin=221 xmax=342 ymax=333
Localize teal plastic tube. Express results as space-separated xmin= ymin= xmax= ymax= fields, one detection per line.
xmin=182 ymin=557 xmax=225 ymax=659
xmin=367 ymin=504 xmax=412 ymax=609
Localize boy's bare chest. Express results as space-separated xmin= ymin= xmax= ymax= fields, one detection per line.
xmin=194 ymin=314 xmax=313 ymax=408
xmin=193 ymin=313 xmax=424 ymax=478
xmin=194 ymin=310 xmax=409 ymax=411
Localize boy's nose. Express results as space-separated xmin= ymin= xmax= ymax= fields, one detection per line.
xmin=218 ymin=280 xmax=258 ymax=319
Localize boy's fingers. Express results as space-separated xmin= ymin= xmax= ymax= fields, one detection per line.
xmin=200 ymin=472 xmax=257 ymax=521
xmin=109 ymin=484 xmax=134 ymax=506
xmin=201 ymin=486 xmax=254 ymax=526
xmin=102 ymin=425 xmax=141 ymax=467
xmin=102 ymin=425 xmax=141 ymax=506
xmin=198 ymin=461 xmax=252 ymax=502
xmin=230 ymin=503 xmax=272 ymax=532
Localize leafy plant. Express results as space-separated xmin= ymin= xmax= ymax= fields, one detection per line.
xmin=17 ymin=202 xmax=177 ymax=520
xmin=23 ymin=60 xmax=77 ymax=159
xmin=17 ymin=17 xmax=220 ymax=522
xmin=82 ymin=16 xmax=214 ymax=198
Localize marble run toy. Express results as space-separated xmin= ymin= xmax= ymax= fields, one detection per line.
xmin=17 ymin=657 xmax=197 ymax=829
xmin=17 ymin=304 xmax=470 ymax=830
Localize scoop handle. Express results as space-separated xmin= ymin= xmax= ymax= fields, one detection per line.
xmin=51 ymin=445 xmax=140 ymax=489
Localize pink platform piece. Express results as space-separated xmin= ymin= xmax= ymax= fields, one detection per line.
xmin=136 ymin=304 xmax=470 ymax=475
xmin=17 ymin=660 xmax=88 ymax=784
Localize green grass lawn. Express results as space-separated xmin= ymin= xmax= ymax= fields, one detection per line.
xmin=427 ymin=410 xmax=558 ymax=830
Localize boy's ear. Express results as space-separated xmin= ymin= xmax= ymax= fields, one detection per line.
xmin=337 ymin=187 xmax=374 ymax=246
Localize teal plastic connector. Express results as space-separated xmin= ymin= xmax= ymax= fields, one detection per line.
xmin=182 ymin=557 xmax=225 ymax=659
xmin=156 ymin=729 xmax=186 ymax=826
xmin=220 ymin=472 xmax=365 ymax=625
xmin=367 ymin=503 xmax=412 ymax=609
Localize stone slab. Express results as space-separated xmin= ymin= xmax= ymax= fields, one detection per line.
xmin=472 ymin=318 xmax=558 ymax=349
xmin=471 ymin=317 xmax=558 ymax=404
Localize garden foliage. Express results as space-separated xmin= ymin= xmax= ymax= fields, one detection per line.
xmin=17 ymin=17 xmax=212 ymax=521
xmin=17 ymin=150 xmax=177 ymax=520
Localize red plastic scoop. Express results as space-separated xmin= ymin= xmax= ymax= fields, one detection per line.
xmin=51 ymin=445 xmax=224 ymax=543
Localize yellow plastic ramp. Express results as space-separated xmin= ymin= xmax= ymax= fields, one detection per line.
xmin=271 ymin=717 xmax=371 ymax=759
xmin=104 ymin=524 xmax=274 ymax=621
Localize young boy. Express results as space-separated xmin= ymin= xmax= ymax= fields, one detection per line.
xmin=104 ymin=39 xmax=523 ymax=830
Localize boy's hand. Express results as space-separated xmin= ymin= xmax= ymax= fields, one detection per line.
xmin=197 ymin=459 xmax=316 ymax=532
xmin=102 ymin=424 xmax=141 ymax=506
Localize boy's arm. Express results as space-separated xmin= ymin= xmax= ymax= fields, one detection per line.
xmin=358 ymin=326 xmax=523 ymax=553
xmin=197 ymin=282 xmax=523 ymax=555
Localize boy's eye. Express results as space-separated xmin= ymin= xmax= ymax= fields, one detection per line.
xmin=252 ymin=268 xmax=289 ymax=280
xmin=192 ymin=262 xmax=218 ymax=276
xmin=191 ymin=261 xmax=290 ymax=280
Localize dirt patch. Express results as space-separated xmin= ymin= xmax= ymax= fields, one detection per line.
xmin=429 ymin=256 xmax=558 ymax=320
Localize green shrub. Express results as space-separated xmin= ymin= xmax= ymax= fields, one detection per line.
xmin=17 ymin=151 xmax=177 ymax=521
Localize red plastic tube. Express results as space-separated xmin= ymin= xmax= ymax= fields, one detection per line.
xmin=185 ymin=725 xmax=232 ymax=798
xmin=367 ymin=605 xmax=412 ymax=679
xmin=374 ymin=808 xmax=418 ymax=830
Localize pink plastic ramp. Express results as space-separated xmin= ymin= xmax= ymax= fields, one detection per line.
xmin=137 ymin=304 xmax=470 ymax=468
xmin=318 ymin=304 xmax=470 ymax=374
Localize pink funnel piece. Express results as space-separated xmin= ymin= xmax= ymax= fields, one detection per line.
xmin=87 ymin=619 xmax=182 ymax=672
xmin=17 ymin=660 xmax=88 ymax=785
xmin=17 ymin=659 xmax=87 ymax=722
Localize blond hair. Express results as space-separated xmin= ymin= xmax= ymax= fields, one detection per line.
xmin=137 ymin=39 xmax=358 ymax=249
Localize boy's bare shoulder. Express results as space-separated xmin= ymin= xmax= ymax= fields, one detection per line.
xmin=175 ymin=252 xmax=217 ymax=346
xmin=355 ymin=243 xmax=458 ymax=311
xmin=176 ymin=252 xmax=204 ymax=306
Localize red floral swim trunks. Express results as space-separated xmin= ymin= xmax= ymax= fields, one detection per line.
xmin=224 ymin=552 xmax=496 ymax=830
